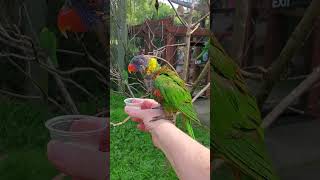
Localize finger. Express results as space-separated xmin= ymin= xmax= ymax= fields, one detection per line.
xmin=47 ymin=140 xmax=107 ymax=179
xmin=125 ymin=106 xmax=144 ymax=119
xmin=141 ymin=99 xmax=160 ymax=109
xmin=131 ymin=117 xmax=143 ymax=123
xmin=137 ymin=123 xmax=148 ymax=132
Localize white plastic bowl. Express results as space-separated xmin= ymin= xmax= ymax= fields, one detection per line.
xmin=124 ymin=98 xmax=144 ymax=109
xmin=45 ymin=115 xmax=107 ymax=150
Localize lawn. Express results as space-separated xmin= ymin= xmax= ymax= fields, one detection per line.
xmin=0 ymin=99 xmax=58 ymax=180
xmin=110 ymin=92 xmax=210 ymax=179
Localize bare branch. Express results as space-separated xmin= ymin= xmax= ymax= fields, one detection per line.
xmin=56 ymin=49 xmax=85 ymax=56
xmin=7 ymin=58 xmax=48 ymax=101
xmin=191 ymin=12 xmax=210 ymax=29
xmin=261 ymin=66 xmax=320 ymax=129
xmin=45 ymin=58 xmax=79 ymax=114
xmin=190 ymin=23 xmax=201 ymax=34
xmin=192 ymin=83 xmax=210 ymax=102
xmin=191 ymin=60 xmax=210 ymax=93
xmin=240 ymin=69 xmax=263 ymax=80
xmin=167 ymin=0 xmax=188 ymax=27
xmin=0 ymin=89 xmax=69 ymax=114
xmin=0 ymin=52 xmax=35 ymax=60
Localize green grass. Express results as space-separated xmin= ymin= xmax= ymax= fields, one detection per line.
xmin=0 ymin=149 xmax=58 ymax=180
xmin=0 ymin=99 xmax=58 ymax=179
xmin=110 ymin=92 xmax=210 ymax=179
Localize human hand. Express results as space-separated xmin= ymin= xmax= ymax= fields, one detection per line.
xmin=125 ymin=99 xmax=172 ymax=132
xmin=124 ymin=99 xmax=172 ymax=148
xmin=47 ymin=118 xmax=108 ymax=180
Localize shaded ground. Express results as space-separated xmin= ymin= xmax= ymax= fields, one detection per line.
xmin=194 ymin=98 xmax=210 ymax=126
xmin=266 ymin=117 xmax=320 ymax=180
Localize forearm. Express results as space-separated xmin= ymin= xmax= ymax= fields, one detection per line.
xmin=151 ymin=121 xmax=210 ymax=180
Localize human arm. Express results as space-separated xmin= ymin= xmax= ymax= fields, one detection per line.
xmin=125 ymin=100 xmax=210 ymax=180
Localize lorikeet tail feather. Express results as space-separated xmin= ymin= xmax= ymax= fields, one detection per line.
xmin=183 ymin=115 xmax=196 ymax=139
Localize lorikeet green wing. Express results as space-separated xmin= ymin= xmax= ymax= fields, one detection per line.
xmin=210 ymin=34 xmax=278 ymax=180
xmin=153 ymin=68 xmax=200 ymax=138
xmin=39 ymin=27 xmax=58 ymax=67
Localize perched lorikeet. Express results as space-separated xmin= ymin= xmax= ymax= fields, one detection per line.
xmin=128 ymin=55 xmax=201 ymax=138
xmin=210 ymin=33 xmax=278 ymax=180
xmin=57 ymin=0 xmax=107 ymax=47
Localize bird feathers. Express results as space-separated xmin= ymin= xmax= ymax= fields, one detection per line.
xmin=211 ymin=33 xmax=278 ymax=180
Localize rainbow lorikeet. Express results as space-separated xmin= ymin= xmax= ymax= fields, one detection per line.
xmin=210 ymin=33 xmax=279 ymax=180
xmin=128 ymin=55 xmax=201 ymax=138
xmin=57 ymin=0 xmax=107 ymax=47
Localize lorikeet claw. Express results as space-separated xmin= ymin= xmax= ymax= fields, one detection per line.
xmin=150 ymin=115 xmax=173 ymax=122
xmin=151 ymin=106 xmax=163 ymax=110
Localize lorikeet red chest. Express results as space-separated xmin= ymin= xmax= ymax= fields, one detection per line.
xmin=153 ymin=88 xmax=162 ymax=100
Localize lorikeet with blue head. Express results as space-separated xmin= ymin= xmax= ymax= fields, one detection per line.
xmin=128 ymin=55 xmax=201 ymax=139
xmin=210 ymin=33 xmax=279 ymax=180
xmin=57 ymin=0 xmax=107 ymax=48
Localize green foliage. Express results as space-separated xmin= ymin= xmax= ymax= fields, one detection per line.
xmin=39 ymin=27 xmax=58 ymax=67
xmin=126 ymin=0 xmax=175 ymax=25
xmin=122 ymin=70 xmax=129 ymax=82
xmin=110 ymin=92 xmax=209 ymax=179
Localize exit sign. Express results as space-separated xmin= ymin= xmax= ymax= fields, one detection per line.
xmin=272 ymin=0 xmax=311 ymax=8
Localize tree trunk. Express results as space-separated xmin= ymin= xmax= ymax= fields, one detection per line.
xmin=116 ymin=0 xmax=127 ymax=70
xmin=182 ymin=0 xmax=196 ymax=82
xmin=231 ymin=0 xmax=253 ymax=67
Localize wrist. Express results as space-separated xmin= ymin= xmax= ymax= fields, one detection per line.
xmin=150 ymin=120 xmax=174 ymax=137
xmin=150 ymin=120 xmax=173 ymax=150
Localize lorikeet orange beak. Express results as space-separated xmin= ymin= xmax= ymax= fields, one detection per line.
xmin=128 ymin=64 xmax=137 ymax=74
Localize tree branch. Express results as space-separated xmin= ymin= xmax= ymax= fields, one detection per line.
xmin=240 ymin=69 xmax=263 ymax=80
xmin=46 ymin=58 xmax=79 ymax=114
xmin=191 ymin=12 xmax=210 ymax=28
xmin=0 ymin=89 xmax=69 ymax=114
xmin=191 ymin=60 xmax=210 ymax=94
xmin=167 ymin=0 xmax=188 ymax=27
xmin=261 ymin=66 xmax=320 ymax=129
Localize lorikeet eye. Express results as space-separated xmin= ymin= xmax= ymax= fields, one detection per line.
xmin=139 ymin=65 xmax=146 ymax=73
